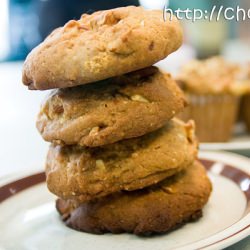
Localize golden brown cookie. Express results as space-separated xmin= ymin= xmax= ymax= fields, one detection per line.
xmin=37 ymin=67 xmax=186 ymax=147
xmin=56 ymin=161 xmax=212 ymax=235
xmin=22 ymin=6 xmax=183 ymax=90
xmin=46 ymin=119 xmax=198 ymax=203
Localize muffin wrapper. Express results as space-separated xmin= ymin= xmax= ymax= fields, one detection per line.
xmin=178 ymin=94 xmax=239 ymax=142
xmin=242 ymin=94 xmax=250 ymax=132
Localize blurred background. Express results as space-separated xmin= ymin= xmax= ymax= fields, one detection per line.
xmin=0 ymin=0 xmax=249 ymax=176
xmin=0 ymin=0 xmax=249 ymax=62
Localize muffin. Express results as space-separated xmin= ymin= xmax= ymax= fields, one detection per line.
xmin=177 ymin=57 xmax=248 ymax=142
xmin=242 ymin=95 xmax=250 ymax=132
xmin=240 ymin=64 xmax=250 ymax=132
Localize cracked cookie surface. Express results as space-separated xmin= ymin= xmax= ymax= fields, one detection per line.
xmin=37 ymin=67 xmax=186 ymax=147
xmin=22 ymin=6 xmax=183 ymax=90
xmin=56 ymin=161 xmax=212 ymax=235
xmin=46 ymin=119 xmax=198 ymax=203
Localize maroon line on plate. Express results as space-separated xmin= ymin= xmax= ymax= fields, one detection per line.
xmin=0 ymin=172 xmax=45 ymax=203
xmin=200 ymin=159 xmax=214 ymax=169
xmin=198 ymin=224 xmax=250 ymax=250
xmin=201 ymin=159 xmax=250 ymax=202
xmin=200 ymin=159 xmax=250 ymax=248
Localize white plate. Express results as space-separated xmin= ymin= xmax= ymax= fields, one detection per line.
xmin=0 ymin=151 xmax=250 ymax=250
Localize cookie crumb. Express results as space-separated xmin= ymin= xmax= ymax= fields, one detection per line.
xmin=96 ymin=159 xmax=105 ymax=170
xmin=89 ymin=126 xmax=100 ymax=136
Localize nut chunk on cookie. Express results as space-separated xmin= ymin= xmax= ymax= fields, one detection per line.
xmin=22 ymin=6 xmax=183 ymax=90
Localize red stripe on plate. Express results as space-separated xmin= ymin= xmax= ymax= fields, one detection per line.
xmin=198 ymin=224 xmax=250 ymax=249
xmin=0 ymin=172 xmax=45 ymax=203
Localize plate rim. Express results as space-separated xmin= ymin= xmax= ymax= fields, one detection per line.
xmin=0 ymin=151 xmax=249 ymax=250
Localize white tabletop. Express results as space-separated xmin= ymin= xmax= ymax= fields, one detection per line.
xmin=0 ymin=62 xmax=49 ymax=177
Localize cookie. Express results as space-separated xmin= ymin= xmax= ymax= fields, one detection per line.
xmin=56 ymin=161 xmax=212 ymax=235
xmin=37 ymin=67 xmax=186 ymax=147
xmin=22 ymin=6 xmax=183 ymax=90
xmin=46 ymin=119 xmax=198 ymax=203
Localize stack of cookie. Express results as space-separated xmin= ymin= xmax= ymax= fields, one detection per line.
xmin=22 ymin=6 xmax=212 ymax=235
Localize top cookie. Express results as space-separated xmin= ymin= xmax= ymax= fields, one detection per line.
xmin=22 ymin=6 xmax=183 ymax=90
